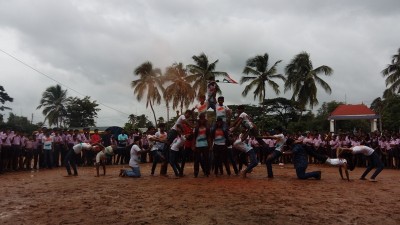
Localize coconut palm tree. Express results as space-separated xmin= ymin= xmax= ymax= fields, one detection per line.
xmin=186 ymin=53 xmax=228 ymax=96
xmin=284 ymin=51 xmax=333 ymax=109
xmin=164 ymin=62 xmax=196 ymax=114
xmin=382 ymin=48 xmax=400 ymax=93
xmin=241 ymin=53 xmax=286 ymax=103
xmin=128 ymin=114 xmax=137 ymax=125
xmin=37 ymin=84 xmax=68 ymax=127
xmin=131 ymin=61 xmax=164 ymax=127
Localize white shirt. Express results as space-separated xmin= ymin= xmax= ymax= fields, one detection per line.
xmin=216 ymin=105 xmax=230 ymax=122
xmin=233 ymin=138 xmax=252 ymax=153
xmin=42 ymin=136 xmax=54 ymax=150
xmin=73 ymin=143 xmax=92 ymax=154
xmin=351 ymin=145 xmax=374 ymax=156
xmin=170 ymin=135 xmax=186 ymax=151
xmin=274 ymin=134 xmax=286 ymax=152
xmin=326 ymin=158 xmax=347 ymax=166
xmin=239 ymin=112 xmax=254 ymax=129
xmin=194 ymin=102 xmax=208 ymax=116
xmin=172 ymin=115 xmax=186 ymax=130
xmin=129 ymin=144 xmax=142 ymax=168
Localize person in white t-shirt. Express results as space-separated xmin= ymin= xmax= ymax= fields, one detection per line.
xmin=260 ymin=127 xmax=286 ymax=178
xmin=233 ymin=131 xmax=258 ymax=178
xmin=192 ymin=94 xmax=208 ymax=118
xmin=161 ymin=110 xmax=194 ymax=176
xmin=64 ymin=142 xmax=92 ymax=176
xmin=148 ymin=124 xmax=167 ymax=175
xmin=338 ymin=145 xmax=384 ymax=181
xmin=120 ymin=136 xmax=145 ymax=178
xmin=215 ymin=96 xmax=231 ymax=128
xmin=94 ymin=144 xmax=116 ymax=177
xmin=229 ymin=105 xmax=266 ymax=148
xmin=169 ymin=125 xmax=186 ymax=177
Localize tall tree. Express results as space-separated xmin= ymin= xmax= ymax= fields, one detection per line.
xmin=382 ymin=48 xmax=400 ymax=94
xmin=241 ymin=53 xmax=285 ymax=102
xmin=164 ymin=62 xmax=196 ymax=114
xmin=128 ymin=114 xmax=137 ymax=125
xmin=261 ymin=97 xmax=301 ymax=128
xmin=0 ymin=85 xmax=13 ymax=111
xmin=131 ymin=61 xmax=163 ymax=127
xmin=65 ymin=96 xmax=100 ymax=127
xmin=5 ymin=112 xmax=38 ymax=133
xmin=371 ymin=97 xmax=385 ymax=132
xmin=37 ymin=84 xmax=68 ymax=127
xmin=186 ymin=53 xmax=228 ymax=96
xmin=284 ymin=51 xmax=333 ymax=109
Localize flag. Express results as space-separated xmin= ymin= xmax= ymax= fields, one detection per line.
xmin=221 ymin=74 xmax=238 ymax=84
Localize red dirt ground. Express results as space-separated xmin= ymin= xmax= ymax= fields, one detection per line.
xmin=1 ymin=163 xmax=399 ymax=225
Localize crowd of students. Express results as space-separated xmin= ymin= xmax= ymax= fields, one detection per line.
xmin=0 ymin=90 xmax=395 ymax=181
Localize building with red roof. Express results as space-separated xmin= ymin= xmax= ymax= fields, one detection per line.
xmin=328 ymin=104 xmax=379 ymax=132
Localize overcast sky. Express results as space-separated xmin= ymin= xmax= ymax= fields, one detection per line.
xmin=0 ymin=0 xmax=399 ymax=127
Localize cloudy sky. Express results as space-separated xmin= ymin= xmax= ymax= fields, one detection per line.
xmin=0 ymin=0 xmax=399 ymax=127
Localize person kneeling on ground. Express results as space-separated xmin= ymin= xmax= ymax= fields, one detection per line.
xmin=120 ymin=136 xmax=147 ymax=178
xmin=94 ymin=144 xmax=116 ymax=177
xmin=284 ymin=138 xmax=321 ymax=180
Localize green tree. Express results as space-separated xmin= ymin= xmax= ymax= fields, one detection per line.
xmin=187 ymin=53 xmax=228 ymax=96
xmin=284 ymin=52 xmax=333 ymax=109
xmin=131 ymin=61 xmax=163 ymax=127
xmin=164 ymin=62 xmax=196 ymax=114
xmin=136 ymin=114 xmax=152 ymax=128
xmin=4 ymin=112 xmax=38 ymax=133
xmin=261 ymin=97 xmax=301 ymax=128
xmin=37 ymin=84 xmax=68 ymax=127
xmin=316 ymin=101 xmax=344 ymax=119
xmin=128 ymin=114 xmax=137 ymax=125
xmin=382 ymin=48 xmax=400 ymax=94
xmin=65 ymin=96 xmax=100 ymax=127
xmin=381 ymin=95 xmax=400 ymax=132
xmin=0 ymin=85 xmax=13 ymax=112
xmin=157 ymin=117 xmax=165 ymax=124
xmin=241 ymin=53 xmax=285 ymax=102
xmin=371 ymin=97 xmax=385 ymax=132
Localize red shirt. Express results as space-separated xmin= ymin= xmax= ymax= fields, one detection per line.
xmin=91 ymin=133 xmax=102 ymax=144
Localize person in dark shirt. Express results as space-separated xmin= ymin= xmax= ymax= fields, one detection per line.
xmin=284 ymin=138 xmax=321 ymax=180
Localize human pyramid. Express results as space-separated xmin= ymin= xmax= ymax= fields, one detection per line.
xmin=113 ymin=81 xmax=383 ymax=182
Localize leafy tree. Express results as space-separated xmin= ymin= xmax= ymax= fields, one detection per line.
xmin=186 ymin=53 xmax=228 ymax=96
xmin=284 ymin=51 xmax=333 ymax=109
xmin=261 ymin=97 xmax=301 ymax=128
xmin=128 ymin=114 xmax=137 ymax=125
xmin=382 ymin=48 xmax=400 ymax=94
xmin=164 ymin=62 xmax=196 ymax=114
xmin=0 ymin=85 xmax=13 ymax=111
xmin=241 ymin=53 xmax=285 ymax=102
xmin=157 ymin=117 xmax=165 ymax=124
xmin=316 ymin=101 xmax=344 ymax=118
xmin=136 ymin=114 xmax=152 ymax=128
xmin=37 ymin=84 xmax=68 ymax=127
xmin=3 ymin=112 xmax=38 ymax=134
xmin=380 ymin=95 xmax=400 ymax=131
xmin=131 ymin=61 xmax=163 ymax=127
xmin=370 ymin=97 xmax=385 ymax=132
xmin=312 ymin=100 xmax=344 ymax=131
xmin=65 ymin=96 xmax=100 ymax=127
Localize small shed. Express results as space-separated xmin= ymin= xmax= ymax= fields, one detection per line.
xmin=328 ymin=104 xmax=380 ymax=133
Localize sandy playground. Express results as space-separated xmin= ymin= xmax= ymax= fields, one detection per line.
xmin=1 ymin=163 xmax=399 ymax=225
